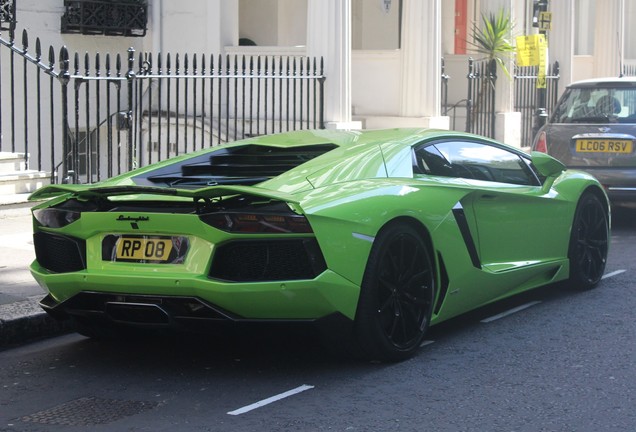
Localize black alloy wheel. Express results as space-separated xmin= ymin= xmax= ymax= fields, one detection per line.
xmin=567 ymin=192 xmax=609 ymax=290
xmin=354 ymin=223 xmax=435 ymax=362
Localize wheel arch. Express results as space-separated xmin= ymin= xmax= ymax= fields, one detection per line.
xmin=378 ymin=216 xmax=434 ymax=253
xmin=565 ymin=185 xmax=610 ymax=290
xmin=352 ymin=215 xmax=439 ymax=361
xmin=377 ymin=215 xmax=446 ymax=303
xmin=582 ymin=184 xmax=610 ymax=216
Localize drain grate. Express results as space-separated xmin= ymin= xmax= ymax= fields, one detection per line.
xmin=19 ymin=397 xmax=158 ymax=426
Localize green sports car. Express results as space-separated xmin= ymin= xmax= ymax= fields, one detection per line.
xmin=29 ymin=128 xmax=610 ymax=361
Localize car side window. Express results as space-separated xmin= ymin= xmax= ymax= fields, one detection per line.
xmin=414 ymin=140 xmax=540 ymax=186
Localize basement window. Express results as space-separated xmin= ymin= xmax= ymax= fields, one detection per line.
xmin=0 ymin=0 xmax=16 ymax=31
xmin=61 ymin=0 xmax=148 ymax=37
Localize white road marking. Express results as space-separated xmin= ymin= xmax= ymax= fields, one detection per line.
xmin=479 ymin=270 xmax=625 ymax=324
xmin=480 ymin=301 xmax=542 ymax=323
xmin=602 ymin=269 xmax=626 ymax=279
xmin=227 ymin=384 xmax=314 ymax=416
xmin=420 ymin=340 xmax=435 ymax=348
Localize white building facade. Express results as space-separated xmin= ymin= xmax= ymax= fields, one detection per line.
xmin=2 ymin=0 xmax=635 ymax=160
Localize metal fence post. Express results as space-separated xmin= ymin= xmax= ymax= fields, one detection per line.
xmin=126 ymin=47 xmax=135 ymax=171
xmin=59 ymin=46 xmax=71 ymax=182
xmin=466 ymin=58 xmax=474 ymax=133
xmin=489 ymin=58 xmax=497 ymax=138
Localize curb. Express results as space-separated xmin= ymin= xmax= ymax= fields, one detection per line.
xmin=0 ymin=297 xmax=73 ymax=348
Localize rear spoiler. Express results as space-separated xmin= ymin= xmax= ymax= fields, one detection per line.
xmin=28 ymin=184 xmax=301 ymax=204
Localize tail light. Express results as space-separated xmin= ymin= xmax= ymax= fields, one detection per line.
xmin=200 ymin=212 xmax=313 ymax=233
xmin=33 ymin=208 xmax=81 ymax=228
xmin=534 ymin=131 xmax=548 ymax=153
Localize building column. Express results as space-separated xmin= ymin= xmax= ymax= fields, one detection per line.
xmin=549 ymin=0 xmax=575 ymax=88
xmin=594 ymin=0 xmax=624 ymax=77
xmin=492 ymin=0 xmax=520 ymax=146
xmin=399 ymin=0 xmax=448 ymax=129
xmin=306 ymin=0 xmax=360 ymax=129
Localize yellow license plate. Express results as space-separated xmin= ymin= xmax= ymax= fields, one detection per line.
xmin=115 ymin=237 xmax=174 ymax=262
xmin=575 ymin=139 xmax=633 ymax=153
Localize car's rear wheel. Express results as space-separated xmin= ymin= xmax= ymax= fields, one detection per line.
xmin=567 ymin=192 xmax=609 ymax=290
xmin=353 ymin=223 xmax=435 ymax=362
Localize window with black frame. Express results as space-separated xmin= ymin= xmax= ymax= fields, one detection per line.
xmin=0 ymin=0 xmax=16 ymax=31
xmin=414 ymin=140 xmax=539 ymax=186
xmin=60 ymin=0 xmax=148 ymax=37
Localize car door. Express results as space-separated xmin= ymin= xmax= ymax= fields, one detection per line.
xmin=420 ymin=139 xmax=572 ymax=273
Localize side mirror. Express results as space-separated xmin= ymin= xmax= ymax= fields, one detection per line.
xmin=531 ymin=151 xmax=566 ymax=178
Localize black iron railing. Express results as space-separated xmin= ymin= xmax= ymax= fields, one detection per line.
xmin=466 ymin=58 xmax=497 ymax=138
xmin=514 ymin=61 xmax=560 ymax=146
xmin=441 ymin=57 xmax=449 ymax=116
xmin=0 ymin=28 xmax=325 ymax=184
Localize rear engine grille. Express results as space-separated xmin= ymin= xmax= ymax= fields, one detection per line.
xmin=34 ymin=232 xmax=86 ymax=273
xmin=209 ymin=239 xmax=327 ymax=282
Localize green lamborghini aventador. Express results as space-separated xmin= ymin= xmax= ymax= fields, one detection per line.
xmin=29 ymin=128 xmax=610 ymax=361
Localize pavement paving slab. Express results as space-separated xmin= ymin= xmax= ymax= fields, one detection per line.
xmin=0 ymin=201 xmax=73 ymax=348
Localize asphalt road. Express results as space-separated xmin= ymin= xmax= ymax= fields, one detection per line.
xmin=1 ymin=207 xmax=635 ymax=432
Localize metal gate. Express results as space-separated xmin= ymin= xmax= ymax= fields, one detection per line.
xmin=0 ymin=28 xmax=325 ymax=184
xmin=514 ymin=61 xmax=560 ymax=146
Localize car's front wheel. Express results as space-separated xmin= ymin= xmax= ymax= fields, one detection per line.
xmin=353 ymin=223 xmax=435 ymax=362
xmin=567 ymin=192 xmax=609 ymax=290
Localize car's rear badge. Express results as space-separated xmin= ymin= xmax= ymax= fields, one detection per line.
xmin=116 ymin=215 xmax=149 ymax=230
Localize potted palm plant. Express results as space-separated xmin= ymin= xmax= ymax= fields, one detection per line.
xmin=467 ymin=9 xmax=515 ymax=134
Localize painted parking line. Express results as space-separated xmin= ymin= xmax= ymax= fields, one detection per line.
xmin=420 ymin=340 xmax=435 ymax=348
xmin=480 ymin=301 xmax=542 ymax=323
xmin=602 ymin=269 xmax=626 ymax=279
xmin=227 ymin=384 xmax=314 ymax=416
xmin=480 ymin=271 xmax=626 ymax=324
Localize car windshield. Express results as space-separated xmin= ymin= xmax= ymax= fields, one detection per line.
xmin=551 ymin=86 xmax=636 ymax=124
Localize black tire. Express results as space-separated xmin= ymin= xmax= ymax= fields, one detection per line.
xmin=353 ymin=223 xmax=435 ymax=362
xmin=566 ymin=192 xmax=609 ymax=290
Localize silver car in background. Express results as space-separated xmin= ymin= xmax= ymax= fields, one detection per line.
xmin=532 ymin=77 xmax=636 ymax=203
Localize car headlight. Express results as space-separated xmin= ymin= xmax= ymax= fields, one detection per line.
xmin=33 ymin=208 xmax=81 ymax=228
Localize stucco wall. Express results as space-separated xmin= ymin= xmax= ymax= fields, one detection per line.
xmin=351 ymin=50 xmax=401 ymax=117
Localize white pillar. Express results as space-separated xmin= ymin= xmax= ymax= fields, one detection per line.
xmin=549 ymin=0 xmax=574 ymax=88
xmin=594 ymin=0 xmax=624 ymax=77
xmin=399 ymin=0 xmax=448 ymax=129
xmin=307 ymin=0 xmax=360 ymax=129
xmin=493 ymin=0 xmax=519 ymax=146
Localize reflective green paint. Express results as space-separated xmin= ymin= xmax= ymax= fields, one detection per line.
xmin=30 ymin=128 xmax=609 ymax=325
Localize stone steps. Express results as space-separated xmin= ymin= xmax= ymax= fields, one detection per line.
xmin=0 ymin=153 xmax=50 ymax=204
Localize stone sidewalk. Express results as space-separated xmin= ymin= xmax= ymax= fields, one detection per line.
xmin=0 ymin=200 xmax=71 ymax=348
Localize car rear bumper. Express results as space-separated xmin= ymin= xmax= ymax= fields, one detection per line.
xmin=30 ymin=262 xmax=361 ymax=323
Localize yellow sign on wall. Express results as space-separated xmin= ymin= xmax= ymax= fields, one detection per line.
xmin=516 ymin=34 xmax=546 ymax=67
xmin=516 ymin=34 xmax=548 ymax=88
xmin=539 ymin=11 xmax=552 ymax=31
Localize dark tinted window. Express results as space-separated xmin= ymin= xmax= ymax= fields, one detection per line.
xmin=551 ymin=86 xmax=636 ymax=123
xmin=414 ymin=140 xmax=539 ymax=186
